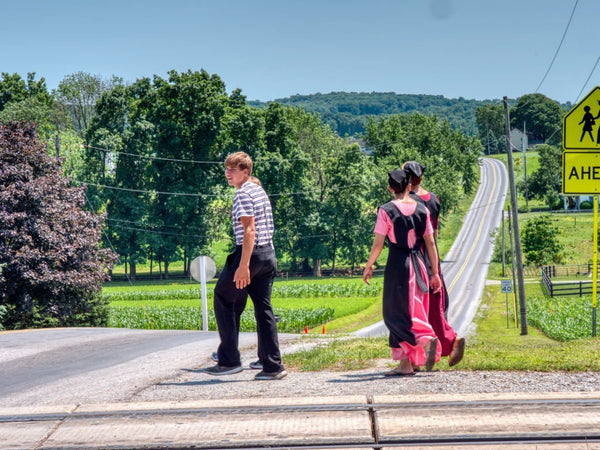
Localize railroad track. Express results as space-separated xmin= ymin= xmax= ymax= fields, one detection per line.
xmin=4 ymin=396 xmax=600 ymax=449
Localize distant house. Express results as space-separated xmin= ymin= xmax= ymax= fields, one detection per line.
xmin=510 ymin=128 xmax=528 ymax=151
xmin=510 ymin=127 xmax=544 ymax=150
xmin=563 ymin=195 xmax=595 ymax=211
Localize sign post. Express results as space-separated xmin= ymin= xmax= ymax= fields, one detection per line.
xmin=190 ymin=256 xmax=217 ymax=331
xmin=501 ymin=279 xmax=513 ymax=328
xmin=594 ymin=196 xmax=598 ymax=337
xmin=562 ymin=86 xmax=600 ymax=336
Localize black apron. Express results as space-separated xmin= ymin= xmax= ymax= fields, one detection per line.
xmin=380 ymin=201 xmax=429 ymax=348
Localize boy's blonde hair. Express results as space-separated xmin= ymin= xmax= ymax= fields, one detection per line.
xmin=224 ymin=151 xmax=253 ymax=174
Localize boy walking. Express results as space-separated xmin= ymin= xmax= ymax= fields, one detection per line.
xmin=204 ymin=152 xmax=287 ymax=380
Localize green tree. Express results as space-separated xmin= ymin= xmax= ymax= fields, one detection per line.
xmin=85 ymin=80 xmax=154 ymax=279
xmin=521 ymin=215 xmax=563 ymax=266
xmin=86 ymin=70 xmax=232 ymax=278
xmin=365 ymin=113 xmax=482 ymax=215
xmin=526 ymin=144 xmax=562 ymax=209
xmin=146 ymin=70 xmax=229 ymax=277
xmin=324 ymin=143 xmax=376 ymax=273
xmin=55 ymin=72 xmax=121 ymax=135
xmin=0 ymin=73 xmax=66 ymax=145
xmin=0 ymin=72 xmax=50 ymax=110
xmin=0 ymin=122 xmax=117 ymax=329
xmin=510 ymin=93 xmax=565 ymax=144
xmin=475 ymin=103 xmax=505 ymax=154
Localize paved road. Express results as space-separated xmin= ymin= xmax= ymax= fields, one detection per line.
xmin=444 ymin=157 xmax=508 ymax=336
xmin=0 ymin=327 xmax=288 ymax=407
xmin=356 ymin=157 xmax=508 ymax=338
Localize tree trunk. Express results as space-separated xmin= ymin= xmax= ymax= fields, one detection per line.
xmin=183 ymin=249 xmax=188 ymax=276
xmin=164 ymin=261 xmax=169 ymax=279
xmin=130 ymin=260 xmax=137 ymax=282
xmin=313 ymin=259 xmax=322 ymax=277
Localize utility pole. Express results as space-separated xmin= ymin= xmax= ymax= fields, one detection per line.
xmin=503 ymin=96 xmax=528 ymax=335
xmin=501 ymin=209 xmax=506 ymax=277
xmin=523 ymin=121 xmax=528 ymax=209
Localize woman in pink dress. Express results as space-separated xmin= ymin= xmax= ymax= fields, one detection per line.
xmin=404 ymin=161 xmax=465 ymax=367
xmin=363 ymin=169 xmax=442 ymax=376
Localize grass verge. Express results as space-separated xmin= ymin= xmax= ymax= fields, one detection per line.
xmin=285 ymin=281 xmax=600 ymax=372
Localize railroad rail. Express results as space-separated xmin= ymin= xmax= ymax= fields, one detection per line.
xmin=3 ymin=396 xmax=600 ymax=449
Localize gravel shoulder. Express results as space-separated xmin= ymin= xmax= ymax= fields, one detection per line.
xmin=132 ymin=338 xmax=600 ymax=403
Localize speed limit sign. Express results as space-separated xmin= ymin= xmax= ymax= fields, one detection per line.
xmin=501 ymin=279 xmax=513 ymax=293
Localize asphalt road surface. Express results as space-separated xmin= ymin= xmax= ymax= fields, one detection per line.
xmin=0 ymin=327 xmax=292 ymax=406
xmin=0 ymin=157 xmax=508 ymax=407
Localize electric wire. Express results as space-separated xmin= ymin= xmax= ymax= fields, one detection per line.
xmin=535 ymin=0 xmax=579 ymax=93
xmin=108 ymin=222 xmax=211 ymax=239
xmin=71 ymin=179 xmax=366 ymax=199
xmin=83 ymin=194 xmax=133 ymax=286
xmin=83 ymin=143 xmax=361 ymax=165
xmin=575 ymin=55 xmax=600 ymax=103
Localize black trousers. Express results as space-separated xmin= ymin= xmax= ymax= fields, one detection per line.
xmin=213 ymin=245 xmax=284 ymax=373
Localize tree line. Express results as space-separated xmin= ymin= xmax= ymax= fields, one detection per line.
xmin=249 ymin=91 xmax=571 ymax=139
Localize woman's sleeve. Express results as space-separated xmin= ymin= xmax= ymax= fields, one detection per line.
xmin=424 ymin=210 xmax=434 ymax=237
xmin=374 ymin=207 xmax=391 ymax=237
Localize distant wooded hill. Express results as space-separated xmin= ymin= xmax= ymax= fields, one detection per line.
xmin=248 ymin=92 xmax=497 ymax=137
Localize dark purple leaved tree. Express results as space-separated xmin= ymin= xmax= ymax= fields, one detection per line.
xmin=0 ymin=122 xmax=117 ymax=329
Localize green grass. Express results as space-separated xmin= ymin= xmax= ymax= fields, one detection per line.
xmin=285 ymin=281 xmax=600 ymax=372
xmin=461 ymin=283 xmax=600 ymax=371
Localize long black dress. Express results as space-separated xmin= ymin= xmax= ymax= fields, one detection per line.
xmin=380 ymin=200 xmax=431 ymax=351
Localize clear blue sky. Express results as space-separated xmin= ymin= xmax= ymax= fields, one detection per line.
xmin=1 ymin=0 xmax=598 ymax=104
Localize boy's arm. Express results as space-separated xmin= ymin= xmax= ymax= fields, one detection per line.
xmin=233 ymin=215 xmax=255 ymax=289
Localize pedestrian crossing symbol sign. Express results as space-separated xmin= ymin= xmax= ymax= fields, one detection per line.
xmin=563 ymin=86 xmax=600 ymax=150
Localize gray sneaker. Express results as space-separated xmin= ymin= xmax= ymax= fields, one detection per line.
xmin=254 ymin=369 xmax=287 ymax=380
xmin=203 ymin=364 xmax=243 ymax=376
xmin=249 ymin=360 xmax=263 ymax=370
xmin=211 ymin=352 xmax=219 ymax=362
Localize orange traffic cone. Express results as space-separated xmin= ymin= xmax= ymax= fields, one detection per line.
xmin=322 ymin=324 xmax=326 ymax=335
xmin=304 ymin=325 xmax=309 ymax=334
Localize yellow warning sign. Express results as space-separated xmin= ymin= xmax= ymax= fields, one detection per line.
xmin=562 ymin=150 xmax=600 ymax=193
xmin=564 ymin=87 xmax=600 ymax=150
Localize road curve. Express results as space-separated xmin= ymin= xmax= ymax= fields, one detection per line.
xmin=356 ymin=157 xmax=508 ymax=338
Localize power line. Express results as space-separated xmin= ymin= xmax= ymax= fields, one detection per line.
xmin=83 ymin=143 xmax=364 ymax=165
xmin=575 ymin=55 xmax=600 ymax=102
xmin=73 ymin=180 xmax=214 ymax=197
xmin=106 ymin=217 xmax=201 ymax=231
xmin=72 ymin=178 xmax=366 ymax=198
xmin=83 ymin=193 xmax=133 ymax=286
xmin=535 ymin=0 xmax=579 ymax=93
xmin=84 ymin=144 xmax=223 ymax=165
xmin=107 ymin=221 xmax=213 ymax=239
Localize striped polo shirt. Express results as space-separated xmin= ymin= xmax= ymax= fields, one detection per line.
xmin=232 ymin=181 xmax=274 ymax=247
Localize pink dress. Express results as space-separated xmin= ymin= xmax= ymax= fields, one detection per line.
xmin=374 ymin=200 xmax=441 ymax=366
